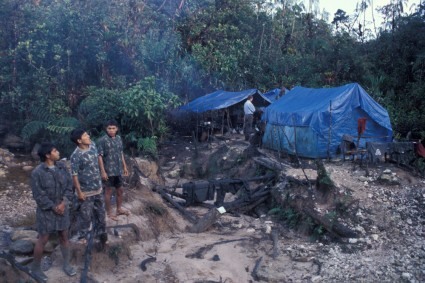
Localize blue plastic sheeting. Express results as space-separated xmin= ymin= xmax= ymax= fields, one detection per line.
xmin=262 ymin=88 xmax=288 ymax=102
xmin=180 ymin=89 xmax=270 ymax=113
xmin=262 ymin=83 xmax=393 ymax=158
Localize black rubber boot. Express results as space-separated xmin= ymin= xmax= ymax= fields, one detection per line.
xmin=61 ymin=246 xmax=76 ymax=277
xmin=30 ymin=261 xmax=48 ymax=282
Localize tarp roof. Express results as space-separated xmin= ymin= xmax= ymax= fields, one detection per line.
xmin=262 ymin=83 xmax=393 ymax=158
xmin=180 ymin=89 xmax=271 ymax=113
xmin=263 ymin=83 xmax=392 ymax=132
xmin=262 ymin=88 xmax=288 ymax=102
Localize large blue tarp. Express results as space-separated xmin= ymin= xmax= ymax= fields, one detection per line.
xmin=262 ymin=83 xmax=393 ymax=158
xmin=262 ymin=88 xmax=288 ymax=102
xmin=180 ymin=89 xmax=271 ymax=113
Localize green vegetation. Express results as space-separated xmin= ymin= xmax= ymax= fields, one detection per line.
xmin=0 ymin=0 xmax=424 ymax=155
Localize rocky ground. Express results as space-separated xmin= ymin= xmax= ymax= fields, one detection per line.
xmin=0 ymin=136 xmax=424 ymax=283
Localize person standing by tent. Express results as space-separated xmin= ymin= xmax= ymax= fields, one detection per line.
xmin=97 ymin=119 xmax=129 ymax=221
xmin=244 ymin=95 xmax=256 ymax=141
xmin=30 ymin=142 xmax=76 ymax=281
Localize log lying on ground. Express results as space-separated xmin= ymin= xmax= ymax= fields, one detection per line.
xmin=185 ymin=238 xmax=249 ymax=259
xmin=271 ymin=183 xmax=358 ymax=239
xmin=154 ymin=186 xmax=198 ymax=223
xmin=189 ymin=185 xmax=271 ymax=233
xmin=253 ymin=156 xmax=292 ymax=172
xmin=0 ymin=252 xmax=43 ymax=283
xmin=301 ymin=206 xmax=358 ymax=238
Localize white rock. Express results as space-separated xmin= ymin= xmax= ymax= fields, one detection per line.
xmin=22 ymin=166 xmax=34 ymax=171
xmin=265 ymin=224 xmax=272 ymax=234
xmin=349 ymin=238 xmax=358 ymax=244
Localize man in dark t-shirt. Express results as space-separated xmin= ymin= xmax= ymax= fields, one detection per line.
xmin=97 ymin=119 xmax=129 ymax=221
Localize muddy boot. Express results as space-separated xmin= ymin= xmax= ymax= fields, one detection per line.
xmin=30 ymin=260 xmax=48 ymax=282
xmin=61 ymin=246 xmax=76 ymax=277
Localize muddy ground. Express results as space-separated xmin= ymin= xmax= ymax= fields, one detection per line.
xmin=0 ymin=134 xmax=424 ymax=283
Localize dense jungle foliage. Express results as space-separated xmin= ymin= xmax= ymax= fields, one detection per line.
xmin=0 ymin=0 xmax=424 ymax=154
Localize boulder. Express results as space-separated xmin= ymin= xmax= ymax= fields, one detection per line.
xmin=0 ymin=148 xmax=14 ymax=165
xmin=9 ymin=239 xmax=34 ymax=255
xmin=2 ymin=134 xmax=28 ymax=150
xmin=11 ymin=230 xmax=38 ymax=241
xmin=134 ymin=158 xmax=163 ymax=184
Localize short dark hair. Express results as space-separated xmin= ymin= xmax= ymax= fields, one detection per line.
xmin=70 ymin=128 xmax=86 ymax=145
xmin=104 ymin=119 xmax=119 ymax=128
xmin=247 ymin=95 xmax=253 ymax=100
xmin=38 ymin=142 xmax=56 ymax=162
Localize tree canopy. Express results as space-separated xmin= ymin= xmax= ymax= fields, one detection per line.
xmin=0 ymin=0 xmax=424 ymax=153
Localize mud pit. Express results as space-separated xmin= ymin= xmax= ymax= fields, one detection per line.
xmin=0 ymin=135 xmax=424 ymax=282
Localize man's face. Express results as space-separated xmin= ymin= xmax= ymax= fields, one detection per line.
xmin=78 ymin=132 xmax=92 ymax=146
xmin=106 ymin=125 xmax=118 ymax=137
xmin=47 ymin=148 xmax=60 ymax=161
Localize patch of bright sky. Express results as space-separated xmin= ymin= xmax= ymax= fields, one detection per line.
xmin=318 ymin=0 xmax=417 ymax=25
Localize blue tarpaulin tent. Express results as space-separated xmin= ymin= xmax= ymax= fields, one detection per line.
xmin=262 ymin=87 xmax=288 ymax=102
xmin=262 ymin=83 xmax=393 ymax=158
xmin=180 ymin=89 xmax=271 ymax=113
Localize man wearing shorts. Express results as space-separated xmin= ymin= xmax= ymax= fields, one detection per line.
xmin=97 ymin=119 xmax=129 ymax=221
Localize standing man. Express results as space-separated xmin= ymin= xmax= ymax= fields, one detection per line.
xmin=243 ymin=95 xmax=256 ymax=141
xmin=70 ymin=129 xmax=107 ymax=244
xmin=30 ymin=142 xmax=76 ymax=281
xmin=97 ymin=119 xmax=129 ymax=221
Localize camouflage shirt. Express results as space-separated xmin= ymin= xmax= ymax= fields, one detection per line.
xmin=31 ymin=161 xmax=73 ymax=234
xmin=97 ymin=134 xmax=124 ymax=176
xmin=70 ymin=144 xmax=102 ymax=192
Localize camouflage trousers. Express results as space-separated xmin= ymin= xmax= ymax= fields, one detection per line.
xmin=78 ymin=193 xmax=106 ymax=239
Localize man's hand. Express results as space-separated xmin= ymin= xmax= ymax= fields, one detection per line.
xmin=54 ymin=201 xmax=66 ymax=215
xmin=77 ymin=191 xmax=86 ymax=201
xmin=101 ymin=170 xmax=108 ymax=181
xmin=123 ymin=167 xmax=129 ymax=177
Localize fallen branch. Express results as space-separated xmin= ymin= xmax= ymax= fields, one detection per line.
xmin=301 ymin=206 xmax=358 ymax=238
xmin=155 ymin=186 xmax=198 ymax=223
xmin=271 ymin=189 xmax=358 ymax=239
xmin=253 ymin=156 xmax=291 ymax=172
xmin=140 ymin=256 xmax=156 ymax=271
xmin=251 ymin=256 xmax=263 ymax=281
xmin=185 ymin=238 xmax=249 ymax=259
xmin=0 ymin=252 xmax=44 ymax=283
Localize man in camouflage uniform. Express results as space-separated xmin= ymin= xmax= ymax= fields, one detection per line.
xmin=97 ymin=119 xmax=129 ymax=221
xmin=30 ymin=142 xmax=76 ymax=281
xmin=70 ymin=129 xmax=107 ymax=244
